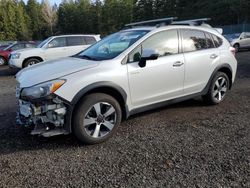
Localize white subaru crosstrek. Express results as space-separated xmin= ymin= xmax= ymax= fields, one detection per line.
xmin=15 ymin=24 xmax=237 ymax=144
xmin=9 ymin=34 xmax=100 ymax=68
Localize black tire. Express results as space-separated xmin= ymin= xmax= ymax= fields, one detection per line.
xmin=203 ymin=72 xmax=230 ymax=105
xmin=0 ymin=56 xmax=6 ymax=65
xmin=23 ymin=58 xmax=41 ymax=68
xmin=73 ymin=93 xmax=122 ymax=144
xmin=233 ymin=44 xmax=240 ymax=53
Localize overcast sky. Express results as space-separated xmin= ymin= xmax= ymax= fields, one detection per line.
xmin=23 ymin=0 xmax=62 ymax=5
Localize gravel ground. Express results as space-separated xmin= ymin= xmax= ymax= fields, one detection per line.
xmin=0 ymin=52 xmax=249 ymax=187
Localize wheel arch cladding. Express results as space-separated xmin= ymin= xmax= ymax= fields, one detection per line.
xmin=217 ymin=66 xmax=233 ymax=89
xmin=68 ymin=82 xmax=129 ymax=133
xmin=202 ymin=64 xmax=233 ymax=95
xmin=23 ymin=56 xmax=43 ymax=68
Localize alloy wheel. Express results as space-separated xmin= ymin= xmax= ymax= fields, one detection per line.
xmin=213 ymin=76 xmax=228 ymax=102
xmin=27 ymin=60 xmax=38 ymax=67
xmin=84 ymin=102 xmax=117 ymax=138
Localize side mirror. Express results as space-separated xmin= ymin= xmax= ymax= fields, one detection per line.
xmin=138 ymin=49 xmax=159 ymax=68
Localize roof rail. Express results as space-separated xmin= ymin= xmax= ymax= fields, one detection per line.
xmin=171 ymin=18 xmax=211 ymax=26
xmin=124 ymin=17 xmax=177 ymax=28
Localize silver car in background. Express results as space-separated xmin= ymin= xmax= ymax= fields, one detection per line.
xmin=225 ymin=32 xmax=250 ymax=52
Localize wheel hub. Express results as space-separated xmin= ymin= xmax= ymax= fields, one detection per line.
xmin=96 ymin=114 xmax=105 ymax=124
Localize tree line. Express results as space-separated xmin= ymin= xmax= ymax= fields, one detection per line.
xmin=0 ymin=0 xmax=250 ymax=41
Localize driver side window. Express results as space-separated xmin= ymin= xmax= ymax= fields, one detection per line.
xmin=47 ymin=37 xmax=66 ymax=48
xmin=128 ymin=30 xmax=179 ymax=63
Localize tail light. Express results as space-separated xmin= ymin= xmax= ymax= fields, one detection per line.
xmin=230 ymin=47 xmax=236 ymax=56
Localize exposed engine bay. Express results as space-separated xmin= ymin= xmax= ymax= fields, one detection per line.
xmin=16 ymin=97 xmax=69 ymax=137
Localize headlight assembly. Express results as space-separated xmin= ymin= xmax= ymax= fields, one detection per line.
xmin=11 ymin=53 xmax=21 ymax=59
xmin=21 ymin=80 xmax=66 ymax=100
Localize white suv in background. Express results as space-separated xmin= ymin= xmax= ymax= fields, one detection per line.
xmin=15 ymin=19 xmax=237 ymax=144
xmin=9 ymin=34 xmax=101 ymax=68
xmin=229 ymin=32 xmax=250 ymax=52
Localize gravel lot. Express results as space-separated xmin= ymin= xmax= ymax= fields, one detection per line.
xmin=0 ymin=52 xmax=249 ymax=187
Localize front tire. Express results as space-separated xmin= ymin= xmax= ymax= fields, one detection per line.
xmin=203 ymin=72 xmax=230 ymax=105
xmin=23 ymin=58 xmax=41 ymax=68
xmin=73 ymin=93 xmax=122 ymax=144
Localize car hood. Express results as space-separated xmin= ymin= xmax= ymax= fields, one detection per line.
xmin=16 ymin=57 xmax=99 ymax=88
xmin=12 ymin=48 xmax=42 ymax=54
xmin=0 ymin=50 xmax=7 ymax=53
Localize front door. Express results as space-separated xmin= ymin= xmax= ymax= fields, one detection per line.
xmin=127 ymin=30 xmax=185 ymax=107
xmin=43 ymin=37 xmax=68 ymax=60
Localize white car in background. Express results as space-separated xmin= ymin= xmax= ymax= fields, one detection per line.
xmin=226 ymin=32 xmax=250 ymax=52
xmin=9 ymin=34 xmax=101 ymax=68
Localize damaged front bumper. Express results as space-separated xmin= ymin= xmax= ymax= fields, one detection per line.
xmin=16 ymin=96 xmax=70 ymax=137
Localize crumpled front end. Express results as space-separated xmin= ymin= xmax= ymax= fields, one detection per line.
xmin=16 ymin=81 xmax=70 ymax=137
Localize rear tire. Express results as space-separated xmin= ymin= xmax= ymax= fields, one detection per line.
xmin=233 ymin=44 xmax=240 ymax=53
xmin=203 ymin=72 xmax=230 ymax=105
xmin=73 ymin=93 xmax=122 ymax=144
xmin=0 ymin=56 xmax=6 ymax=65
xmin=23 ymin=58 xmax=41 ymax=68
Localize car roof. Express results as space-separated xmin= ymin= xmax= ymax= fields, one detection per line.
xmin=123 ymin=25 xmax=222 ymax=36
xmin=51 ymin=34 xmax=100 ymax=38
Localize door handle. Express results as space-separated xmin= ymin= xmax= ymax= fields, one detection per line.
xmin=173 ymin=61 xmax=184 ymax=67
xmin=130 ymin=71 xmax=140 ymax=75
xmin=210 ymin=54 xmax=218 ymax=59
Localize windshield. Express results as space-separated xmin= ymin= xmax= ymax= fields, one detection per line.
xmin=76 ymin=30 xmax=149 ymax=61
xmin=37 ymin=37 xmax=52 ymax=48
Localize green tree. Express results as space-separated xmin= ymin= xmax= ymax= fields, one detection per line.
xmin=26 ymin=0 xmax=44 ymax=40
xmin=41 ymin=0 xmax=57 ymax=36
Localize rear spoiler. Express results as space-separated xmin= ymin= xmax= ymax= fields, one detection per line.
xmin=214 ymin=28 xmax=223 ymax=34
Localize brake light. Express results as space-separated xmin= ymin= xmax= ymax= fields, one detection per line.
xmin=230 ymin=47 xmax=236 ymax=56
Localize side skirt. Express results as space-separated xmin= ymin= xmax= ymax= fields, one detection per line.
xmin=128 ymin=92 xmax=203 ymax=117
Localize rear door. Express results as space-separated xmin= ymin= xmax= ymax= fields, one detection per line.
xmin=127 ymin=29 xmax=185 ymax=107
xmin=66 ymin=36 xmax=88 ymax=55
xmin=181 ymin=29 xmax=221 ymax=95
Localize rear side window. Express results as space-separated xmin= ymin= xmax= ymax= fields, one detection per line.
xmin=212 ymin=35 xmax=223 ymax=48
xmin=205 ymin=33 xmax=215 ymax=49
xmin=245 ymin=33 xmax=250 ymax=38
xmin=182 ymin=30 xmax=207 ymax=52
xmin=84 ymin=36 xmax=97 ymax=45
xmin=67 ymin=36 xmax=86 ymax=46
